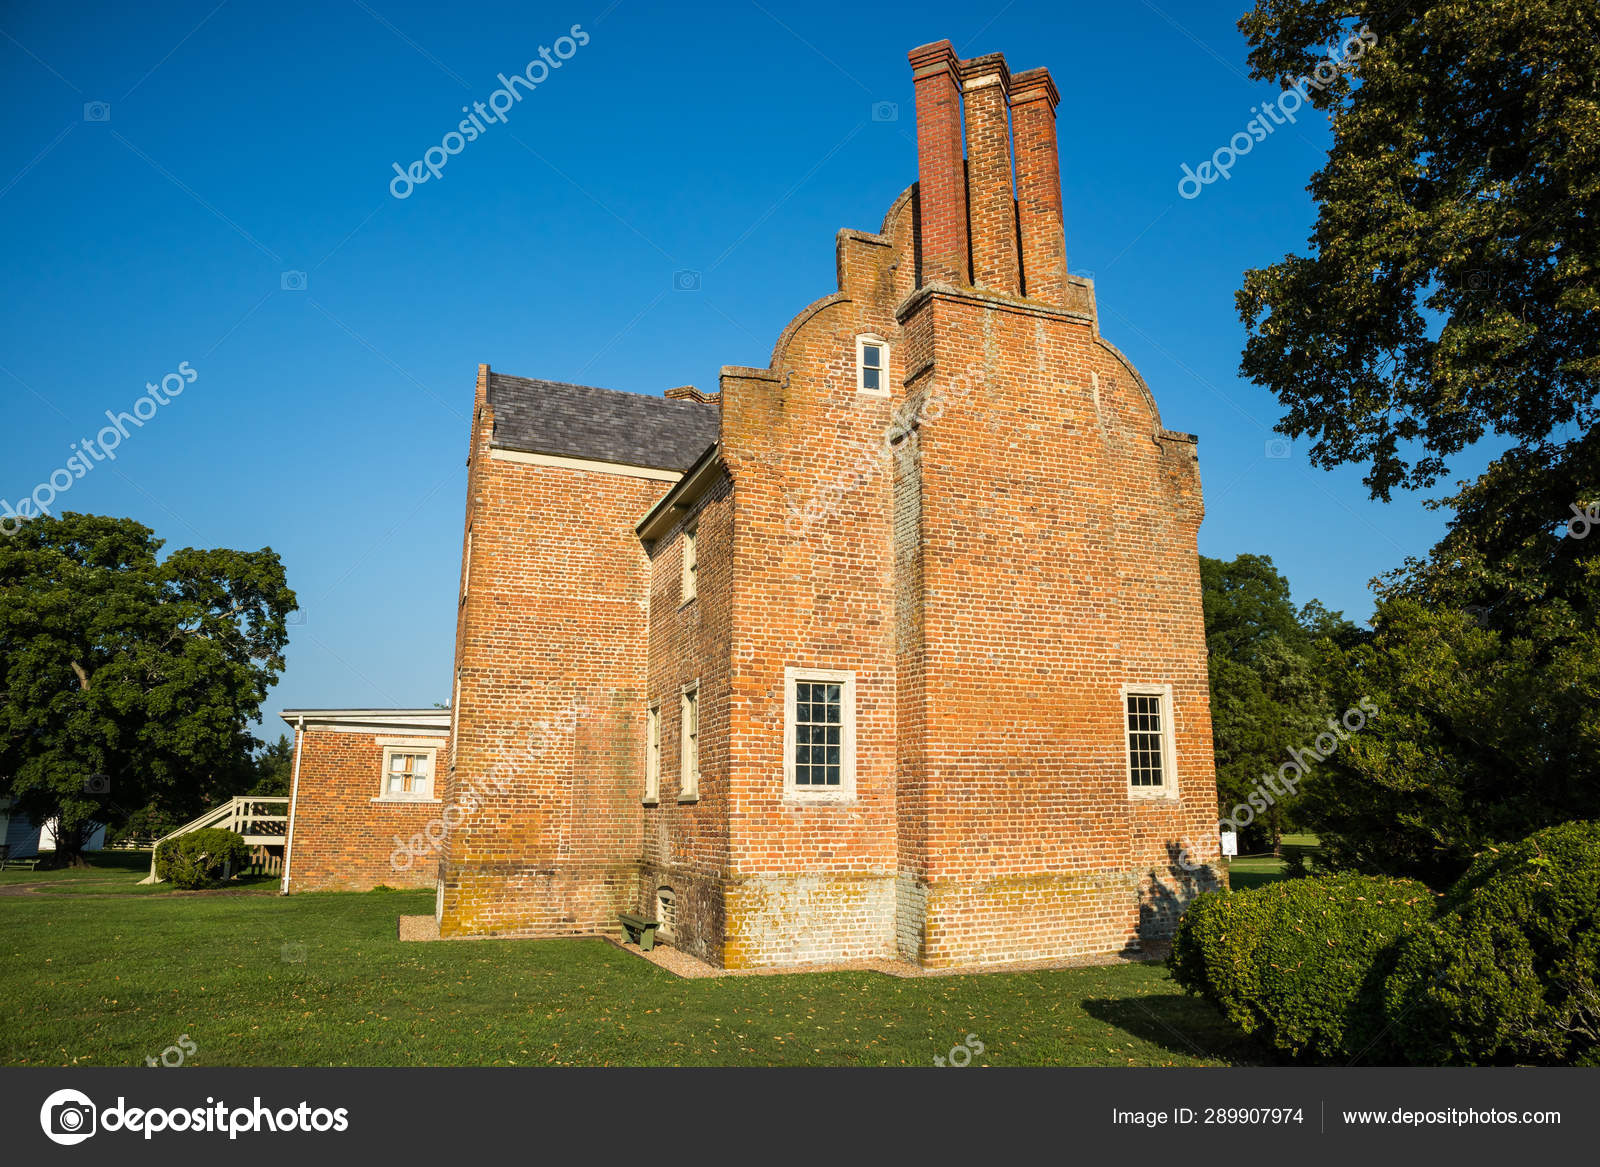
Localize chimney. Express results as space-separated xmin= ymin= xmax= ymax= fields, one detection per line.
xmin=908 ymin=40 xmax=969 ymax=286
xmin=1010 ymin=67 xmax=1066 ymax=306
xmin=959 ymin=53 xmax=1020 ymax=296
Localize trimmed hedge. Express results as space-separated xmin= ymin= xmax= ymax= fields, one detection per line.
xmin=154 ymin=828 xmax=251 ymax=890
xmin=1167 ymin=886 xmax=1279 ymax=1034
xmin=1170 ymin=874 xmax=1434 ymax=1061
xmin=1385 ymin=820 xmax=1600 ymax=1065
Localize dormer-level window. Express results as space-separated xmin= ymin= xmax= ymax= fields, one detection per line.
xmin=681 ymin=522 xmax=699 ymax=603
xmin=857 ymin=335 xmax=889 ymax=397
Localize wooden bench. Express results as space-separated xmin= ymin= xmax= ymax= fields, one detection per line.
xmin=1 ymin=854 xmax=43 ymax=871
xmin=618 ymin=912 xmax=661 ymax=951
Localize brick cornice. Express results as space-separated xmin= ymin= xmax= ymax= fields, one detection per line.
xmin=907 ymin=38 xmax=961 ymax=80
xmin=1009 ymin=66 xmax=1060 ymax=110
xmin=894 ymin=280 xmax=1094 ymax=327
xmin=959 ymin=51 xmax=1011 ymax=94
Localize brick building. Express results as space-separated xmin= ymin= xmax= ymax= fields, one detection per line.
xmin=278 ymin=709 xmax=450 ymax=893
xmin=283 ymin=40 xmax=1224 ymax=967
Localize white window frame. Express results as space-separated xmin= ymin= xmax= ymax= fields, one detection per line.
xmin=378 ymin=743 xmax=440 ymax=802
xmin=783 ymin=666 xmax=857 ymax=802
xmin=681 ymin=521 xmax=699 ymax=604
xmin=644 ymin=703 xmax=661 ymax=804
xmin=856 ymin=334 xmax=889 ymax=397
xmin=679 ymin=683 xmax=700 ymax=802
xmin=1121 ymin=683 xmax=1179 ymax=799
xmin=450 ymin=672 xmax=462 ymax=766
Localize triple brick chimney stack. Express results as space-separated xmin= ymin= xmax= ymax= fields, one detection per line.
xmin=908 ymin=39 xmax=1067 ymax=306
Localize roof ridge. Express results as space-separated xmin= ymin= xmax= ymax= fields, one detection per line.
xmin=489 ymin=371 xmax=718 ymax=408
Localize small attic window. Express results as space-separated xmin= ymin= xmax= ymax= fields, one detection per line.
xmin=857 ymin=335 xmax=889 ymax=397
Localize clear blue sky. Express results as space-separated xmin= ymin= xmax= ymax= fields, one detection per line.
xmin=0 ymin=0 xmax=1480 ymax=735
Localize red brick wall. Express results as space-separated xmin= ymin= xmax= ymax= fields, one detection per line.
xmin=286 ymin=728 xmax=449 ymax=892
xmin=425 ymin=42 xmax=1220 ymax=968
xmin=437 ymin=389 xmax=667 ymax=938
xmin=640 ymin=470 xmax=733 ymax=960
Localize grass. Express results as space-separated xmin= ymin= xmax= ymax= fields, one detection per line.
xmin=0 ymin=854 xmax=1271 ymax=1068
xmin=1225 ymin=833 xmax=1321 ymax=891
xmin=0 ymin=849 xmax=278 ymax=894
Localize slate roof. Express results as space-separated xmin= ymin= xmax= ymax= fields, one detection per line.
xmin=486 ymin=373 xmax=720 ymax=472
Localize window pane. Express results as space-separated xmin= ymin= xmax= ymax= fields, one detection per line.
xmin=863 ymin=345 xmax=880 ymax=367
xmin=1127 ymin=694 xmax=1167 ymax=787
xmin=862 ymin=367 xmax=880 ymax=391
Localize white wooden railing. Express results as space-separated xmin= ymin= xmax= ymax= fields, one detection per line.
xmin=140 ymin=797 xmax=289 ymax=883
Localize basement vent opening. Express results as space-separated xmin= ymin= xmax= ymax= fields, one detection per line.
xmin=656 ymin=886 xmax=676 ymax=937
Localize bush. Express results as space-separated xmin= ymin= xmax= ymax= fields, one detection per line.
xmin=1170 ymin=874 xmax=1434 ymax=1061
xmin=1253 ymin=875 xmax=1433 ymax=1061
xmin=154 ymin=828 xmax=251 ymax=889
xmin=1168 ymin=889 xmax=1279 ymax=1035
xmin=1385 ymin=819 xmax=1600 ymax=1065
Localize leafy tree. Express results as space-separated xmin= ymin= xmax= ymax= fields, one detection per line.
xmin=1236 ymin=0 xmax=1600 ymax=504
xmin=0 ymin=513 xmax=296 ymax=864
xmin=1200 ymin=554 xmax=1354 ymax=851
xmin=249 ymin=734 xmax=295 ymax=797
xmin=1233 ymin=1 xmax=1600 ymax=886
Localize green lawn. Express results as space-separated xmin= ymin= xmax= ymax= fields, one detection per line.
xmin=0 ymin=849 xmax=279 ymax=894
xmin=0 ymin=855 xmax=1271 ymax=1067
xmin=1225 ymin=833 xmax=1321 ymax=890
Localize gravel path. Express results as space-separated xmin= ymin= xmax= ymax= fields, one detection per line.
xmin=614 ymin=935 xmax=1167 ymax=979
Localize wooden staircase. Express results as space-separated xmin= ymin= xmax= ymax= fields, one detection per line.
xmin=139 ymin=797 xmax=289 ymax=884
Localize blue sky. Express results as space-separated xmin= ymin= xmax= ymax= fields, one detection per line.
xmin=0 ymin=0 xmax=1478 ymax=736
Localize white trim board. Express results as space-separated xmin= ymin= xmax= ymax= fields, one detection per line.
xmin=489 ymin=447 xmax=684 ymax=482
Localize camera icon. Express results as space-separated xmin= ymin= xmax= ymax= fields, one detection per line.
xmin=1465 ymin=269 xmax=1492 ymax=292
xmin=40 ymin=1089 xmax=97 ymax=1145
xmin=672 ymin=269 xmax=701 ymax=292
xmin=82 ymin=774 xmax=110 ymax=794
xmin=83 ymin=101 xmax=111 ymax=122
xmin=287 ymin=610 xmax=306 ymax=626
xmin=871 ymin=100 xmax=899 ymax=122
xmin=1070 ymin=269 xmax=1096 ymax=283
xmin=281 ymin=270 xmax=308 ymax=292
xmin=281 ymin=941 xmax=307 ymax=963
xmin=1265 ymin=437 xmax=1292 ymax=459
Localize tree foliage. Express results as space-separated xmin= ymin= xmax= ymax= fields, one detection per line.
xmin=0 ymin=513 xmax=296 ymax=861
xmin=1236 ymin=0 xmax=1600 ymax=502
xmin=249 ymin=734 xmax=295 ymax=797
xmin=1235 ymin=0 xmax=1600 ymax=888
xmin=1200 ymin=554 xmax=1356 ymax=849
